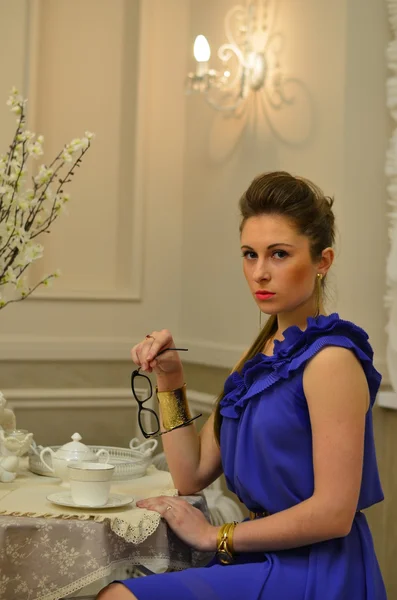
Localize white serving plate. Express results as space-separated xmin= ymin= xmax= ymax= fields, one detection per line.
xmin=29 ymin=445 xmax=153 ymax=480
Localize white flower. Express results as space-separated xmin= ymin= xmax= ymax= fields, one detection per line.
xmin=42 ymin=274 xmax=55 ymax=287
xmin=43 ymin=187 xmax=53 ymax=202
xmin=16 ymin=275 xmax=28 ymax=293
xmin=20 ymin=243 xmax=44 ymax=264
xmin=68 ymin=138 xmax=84 ymax=152
xmin=61 ymin=149 xmax=73 ymax=163
xmin=16 ymin=198 xmax=29 ymax=211
xmin=5 ymin=267 xmax=17 ymax=284
xmin=17 ymin=130 xmax=34 ymax=143
xmin=25 ymin=188 xmax=35 ymax=201
xmin=28 ymin=140 xmax=44 ymax=157
xmin=1 ymin=189 xmax=14 ymax=209
xmin=34 ymin=165 xmax=53 ymax=185
xmin=54 ymin=193 xmax=70 ymax=215
xmin=11 ymin=228 xmax=28 ymax=250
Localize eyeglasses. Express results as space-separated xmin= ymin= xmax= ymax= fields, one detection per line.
xmin=131 ymin=347 xmax=202 ymax=439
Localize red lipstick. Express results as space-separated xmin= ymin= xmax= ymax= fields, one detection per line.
xmin=255 ymin=291 xmax=275 ymax=300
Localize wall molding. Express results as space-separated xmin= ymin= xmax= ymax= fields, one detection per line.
xmin=188 ymin=390 xmax=216 ymax=415
xmin=5 ymin=387 xmax=137 ymax=410
xmin=0 ymin=336 xmax=134 ymax=361
xmin=377 ymin=390 xmax=397 ymax=410
xmin=6 ymin=384 xmax=391 ymax=414
xmin=0 ymin=335 xmax=243 ymax=366
xmin=27 ymin=289 xmax=141 ymax=302
xmin=0 ymin=335 xmax=389 ymax=385
xmin=4 ymin=387 xmax=215 ymax=415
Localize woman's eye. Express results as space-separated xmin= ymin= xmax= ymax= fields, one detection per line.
xmin=272 ymin=250 xmax=289 ymax=259
xmin=242 ymin=250 xmax=257 ymax=260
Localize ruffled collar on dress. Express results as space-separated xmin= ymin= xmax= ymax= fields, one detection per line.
xmin=219 ymin=313 xmax=376 ymax=419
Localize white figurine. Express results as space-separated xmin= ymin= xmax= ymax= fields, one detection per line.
xmin=0 ymin=392 xmax=16 ymax=431
xmin=0 ymin=393 xmax=28 ymax=482
xmin=0 ymin=456 xmax=18 ymax=482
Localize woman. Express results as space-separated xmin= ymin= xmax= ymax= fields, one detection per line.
xmin=97 ymin=171 xmax=386 ymax=599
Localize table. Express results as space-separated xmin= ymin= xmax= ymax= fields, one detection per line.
xmin=0 ymin=461 xmax=211 ymax=600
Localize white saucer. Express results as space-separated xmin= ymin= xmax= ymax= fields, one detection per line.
xmin=46 ymin=492 xmax=134 ymax=510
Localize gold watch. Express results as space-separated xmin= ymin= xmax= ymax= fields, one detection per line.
xmin=216 ymin=522 xmax=237 ymax=565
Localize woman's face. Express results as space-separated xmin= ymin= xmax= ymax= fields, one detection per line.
xmin=241 ymin=214 xmax=327 ymax=316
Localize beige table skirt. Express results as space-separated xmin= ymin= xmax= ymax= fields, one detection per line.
xmin=0 ymin=465 xmax=211 ymax=600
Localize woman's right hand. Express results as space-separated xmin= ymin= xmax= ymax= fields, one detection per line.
xmin=131 ymin=329 xmax=183 ymax=377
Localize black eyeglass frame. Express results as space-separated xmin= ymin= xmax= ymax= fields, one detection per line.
xmin=131 ymin=348 xmax=202 ymax=439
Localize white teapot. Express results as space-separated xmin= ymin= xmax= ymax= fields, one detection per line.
xmin=40 ymin=433 xmax=109 ymax=483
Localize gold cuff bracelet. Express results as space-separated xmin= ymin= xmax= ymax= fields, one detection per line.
xmin=156 ymin=384 xmax=193 ymax=431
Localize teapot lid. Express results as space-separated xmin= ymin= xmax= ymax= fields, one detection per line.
xmin=55 ymin=433 xmax=96 ymax=459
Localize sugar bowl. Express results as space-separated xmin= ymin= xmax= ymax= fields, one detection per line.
xmin=40 ymin=432 xmax=109 ymax=483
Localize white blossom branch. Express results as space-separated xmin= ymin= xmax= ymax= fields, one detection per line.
xmin=0 ymin=87 xmax=93 ymax=310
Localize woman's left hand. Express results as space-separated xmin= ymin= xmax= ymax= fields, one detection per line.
xmin=136 ymin=495 xmax=218 ymax=552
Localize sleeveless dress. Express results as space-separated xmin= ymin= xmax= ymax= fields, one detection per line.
xmin=120 ymin=313 xmax=387 ymax=599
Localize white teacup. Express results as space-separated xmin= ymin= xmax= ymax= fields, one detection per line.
xmin=67 ymin=462 xmax=115 ymax=507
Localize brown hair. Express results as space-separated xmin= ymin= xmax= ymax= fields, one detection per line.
xmin=214 ymin=171 xmax=335 ymax=443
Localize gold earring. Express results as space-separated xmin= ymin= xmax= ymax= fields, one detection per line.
xmin=315 ymin=273 xmax=323 ymax=317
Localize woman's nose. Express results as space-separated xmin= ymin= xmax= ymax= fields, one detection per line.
xmin=253 ymin=262 xmax=270 ymax=283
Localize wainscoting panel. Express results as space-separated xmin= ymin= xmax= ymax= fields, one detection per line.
xmin=26 ymin=0 xmax=143 ymax=301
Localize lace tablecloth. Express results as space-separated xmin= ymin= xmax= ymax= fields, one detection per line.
xmin=0 ymin=463 xmax=211 ymax=600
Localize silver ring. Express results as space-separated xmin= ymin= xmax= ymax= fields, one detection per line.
xmin=166 ymin=505 xmax=172 ymax=512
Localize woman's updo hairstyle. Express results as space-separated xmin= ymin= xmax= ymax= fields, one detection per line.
xmin=239 ymin=171 xmax=335 ymax=259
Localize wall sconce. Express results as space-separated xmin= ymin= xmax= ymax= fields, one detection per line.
xmin=186 ymin=0 xmax=293 ymax=115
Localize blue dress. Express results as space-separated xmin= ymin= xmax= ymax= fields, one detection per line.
xmin=120 ymin=313 xmax=386 ymax=599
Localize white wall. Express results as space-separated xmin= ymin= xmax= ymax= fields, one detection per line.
xmin=0 ymin=0 xmax=28 ymax=139
xmin=0 ymin=0 xmax=391 ymax=383
xmin=340 ymin=0 xmax=389 ymax=367
xmin=0 ymin=0 xmax=189 ymax=360
xmin=180 ymin=0 xmax=390 ymax=380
